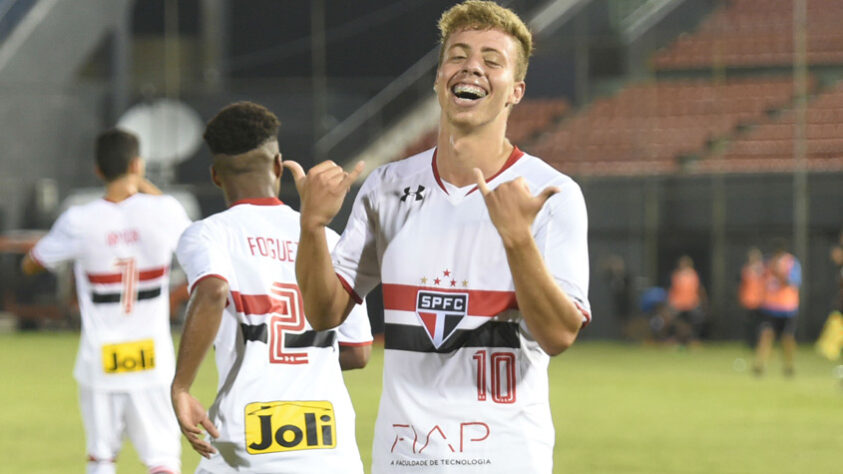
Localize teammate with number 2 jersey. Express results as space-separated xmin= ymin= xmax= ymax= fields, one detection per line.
xmin=286 ymin=2 xmax=590 ymax=472
xmin=23 ymin=129 xmax=190 ymax=474
xmin=171 ymin=102 xmax=372 ymax=474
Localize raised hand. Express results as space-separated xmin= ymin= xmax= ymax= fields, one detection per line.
xmin=473 ymin=168 xmax=559 ymax=247
xmin=172 ymin=390 xmax=220 ymax=458
xmin=284 ymin=160 xmax=365 ymax=230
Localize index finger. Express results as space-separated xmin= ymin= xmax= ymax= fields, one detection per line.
xmin=201 ymin=417 xmax=221 ymax=439
xmin=188 ymin=436 xmax=217 ymax=457
xmin=473 ymin=168 xmax=491 ymax=196
xmin=282 ymin=160 xmax=306 ymax=182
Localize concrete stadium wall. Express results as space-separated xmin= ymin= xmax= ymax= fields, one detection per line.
xmin=0 ymin=84 xmax=106 ymax=231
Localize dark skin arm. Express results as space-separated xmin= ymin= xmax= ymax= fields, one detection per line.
xmin=283 ymin=160 xmax=365 ymax=330
xmin=171 ymin=277 xmax=227 ymax=458
xmin=339 ymin=344 xmax=371 ymax=370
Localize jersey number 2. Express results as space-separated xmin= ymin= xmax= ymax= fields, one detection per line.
xmin=268 ymin=282 xmax=308 ymax=365
xmin=472 ymin=350 xmax=516 ymax=404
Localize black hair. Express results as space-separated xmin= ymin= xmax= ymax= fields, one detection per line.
xmin=95 ymin=128 xmax=139 ymax=181
xmin=203 ymin=101 xmax=281 ymax=155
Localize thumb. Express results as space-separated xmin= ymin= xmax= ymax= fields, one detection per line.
xmin=536 ymin=186 xmax=560 ymax=205
xmin=282 ymin=160 xmax=306 ymax=183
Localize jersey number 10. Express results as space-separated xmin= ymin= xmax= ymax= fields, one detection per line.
xmin=472 ymin=350 xmax=516 ymax=404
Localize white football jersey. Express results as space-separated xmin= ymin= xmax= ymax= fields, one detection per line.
xmin=30 ymin=193 xmax=191 ymax=390
xmin=333 ymin=148 xmax=591 ymax=473
xmin=176 ymin=197 xmax=371 ymax=474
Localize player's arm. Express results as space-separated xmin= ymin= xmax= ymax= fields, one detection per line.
xmin=339 ymin=343 xmax=371 ymax=370
xmin=20 ymin=253 xmax=46 ymax=275
xmin=136 ymin=177 xmax=163 ymax=195
xmin=21 ymin=211 xmax=79 ymax=276
xmin=474 ymin=170 xmax=583 ymax=356
xmin=171 ymin=277 xmax=226 ymax=458
xmin=283 ymin=160 xmax=364 ymax=330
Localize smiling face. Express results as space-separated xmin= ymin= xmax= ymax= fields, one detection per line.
xmin=435 ymin=28 xmax=525 ymax=131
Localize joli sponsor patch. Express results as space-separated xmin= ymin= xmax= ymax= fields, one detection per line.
xmin=245 ymin=401 xmax=336 ymax=454
xmin=101 ymin=338 xmax=155 ymax=374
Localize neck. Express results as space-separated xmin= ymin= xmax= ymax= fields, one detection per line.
xmin=104 ymin=175 xmax=139 ymax=203
xmin=222 ymin=179 xmax=279 ymax=207
xmin=435 ymin=117 xmax=512 ymax=187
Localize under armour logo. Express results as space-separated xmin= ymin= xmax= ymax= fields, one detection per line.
xmin=400 ymin=185 xmax=425 ymax=202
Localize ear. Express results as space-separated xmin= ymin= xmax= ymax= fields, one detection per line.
xmin=273 ymin=153 xmax=283 ymax=178
xmin=128 ymin=156 xmax=145 ymax=176
xmin=210 ymin=164 xmax=222 ymax=188
xmin=93 ymin=165 xmax=105 ymax=181
xmin=507 ymin=81 xmax=526 ymax=107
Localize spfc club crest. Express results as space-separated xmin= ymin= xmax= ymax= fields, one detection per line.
xmin=415 ymin=290 xmax=468 ymax=348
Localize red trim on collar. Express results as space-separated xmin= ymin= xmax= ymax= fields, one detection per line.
xmin=230 ymin=197 xmax=284 ymax=207
xmin=431 ymin=146 xmax=525 ymax=195
xmin=431 ymin=149 xmax=449 ymax=195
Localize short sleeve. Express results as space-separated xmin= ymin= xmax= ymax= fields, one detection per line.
xmin=535 ymin=180 xmax=591 ymax=326
xmin=30 ymin=209 xmax=82 ymax=271
xmin=337 ymin=299 xmax=373 ymax=346
xmin=332 ymin=176 xmax=382 ymax=303
xmin=175 ymin=221 xmax=233 ymax=293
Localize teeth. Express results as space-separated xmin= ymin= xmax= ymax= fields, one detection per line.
xmin=452 ymin=84 xmax=487 ymax=99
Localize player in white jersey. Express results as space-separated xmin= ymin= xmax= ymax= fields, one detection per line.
xmin=284 ymin=1 xmax=590 ymax=472
xmin=171 ymin=102 xmax=372 ymax=473
xmin=22 ymin=129 xmax=190 ymax=474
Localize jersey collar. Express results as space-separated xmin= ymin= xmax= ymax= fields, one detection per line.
xmin=102 ymin=192 xmax=140 ymax=204
xmin=230 ymin=197 xmax=284 ymax=207
xmin=431 ymin=146 xmax=524 ymax=196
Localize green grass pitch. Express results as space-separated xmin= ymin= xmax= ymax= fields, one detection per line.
xmin=1 ymin=332 xmax=841 ymax=473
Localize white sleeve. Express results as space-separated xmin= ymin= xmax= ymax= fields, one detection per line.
xmin=175 ymin=221 xmax=233 ymax=293
xmin=535 ymin=180 xmax=592 ymax=326
xmin=332 ymin=176 xmax=382 ymax=303
xmin=325 ymin=226 xmax=373 ymax=344
xmin=337 ymin=299 xmax=373 ymax=345
xmin=30 ymin=209 xmax=81 ymax=271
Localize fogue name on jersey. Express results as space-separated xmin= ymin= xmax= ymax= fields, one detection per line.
xmin=247 ymin=236 xmax=297 ymax=263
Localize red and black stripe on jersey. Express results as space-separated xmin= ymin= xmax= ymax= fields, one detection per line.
xmin=239 ymin=322 xmax=336 ymax=349
xmin=87 ymin=266 xmax=167 ymax=305
xmin=384 ymin=321 xmax=520 ymax=353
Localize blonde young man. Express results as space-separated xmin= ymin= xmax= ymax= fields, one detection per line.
xmin=22 ymin=129 xmax=189 ymax=474
xmin=286 ymin=1 xmax=590 ymax=472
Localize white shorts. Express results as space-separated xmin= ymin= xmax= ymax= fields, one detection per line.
xmin=79 ymin=384 xmax=181 ymax=473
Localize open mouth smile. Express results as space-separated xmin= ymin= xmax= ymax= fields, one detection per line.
xmin=450 ymin=83 xmax=488 ymax=103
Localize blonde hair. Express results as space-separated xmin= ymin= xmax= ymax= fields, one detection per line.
xmin=438 ymin=0 xmax=533 ymax=81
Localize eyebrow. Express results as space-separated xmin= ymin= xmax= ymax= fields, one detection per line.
xmin=449 ymin=43 xmax=505 ymax=57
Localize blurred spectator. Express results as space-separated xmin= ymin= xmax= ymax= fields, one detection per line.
xmin=753 ymin=241 xmax=801 ymax=376
xmin=666 ymin=255 xmax=707 ymax=346
xmin=642 ymin=286 xmax=671 ymax=342
xmin=602 ymin=255 xmax=635 ymax=339
xmin=739 ymin=247 xmax=766 ymax=347
xmin=814 ymin=232 xmax=843 ymax=363
xmin=831 ymin=231 xmax=843 ymax=312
